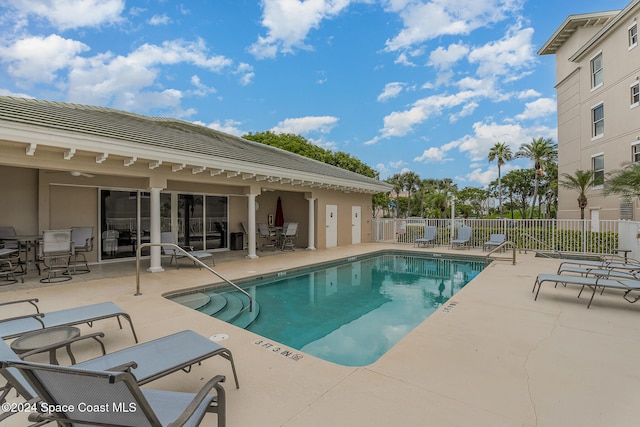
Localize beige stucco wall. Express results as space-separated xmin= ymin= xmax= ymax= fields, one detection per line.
xmin=554 ymin=6 xmax=640 ymax=220
xmin=0 ymin=166 xmax=38 ymax=234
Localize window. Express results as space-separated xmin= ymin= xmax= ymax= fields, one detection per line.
xmin=590 ymin=52 xmax=603 ymax=88
xmin=592 ymin=154 xmax=604 ymax=187
xmin=631 ymin=82 xmax=640 ymax=107
xmin=633 ymin=144 xmax=640 ymax=163
xmin=630 ymin=23 xmax=638 ymax=48
xmin=592 ymin=103 xmax=604 ymax=138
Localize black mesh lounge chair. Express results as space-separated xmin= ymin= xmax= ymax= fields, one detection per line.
xmin=0 ymin=359 xmax=226 ymax=427
xmin=0 ymin=299 xmax=138 ymax=342
xmin=532 ymin=273 xmax=640 ymax=308
xmin=414 ymin=226 xmax=436 ymax=248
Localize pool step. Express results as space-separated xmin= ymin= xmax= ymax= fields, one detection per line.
xmin=198 ymin=290 xmax=260 ymax=329
xmin=199 ymin=293 xmax=228 ymax=316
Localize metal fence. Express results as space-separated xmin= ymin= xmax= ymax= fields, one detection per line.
xmin=372 ymin=217 xmax=634 ymax=255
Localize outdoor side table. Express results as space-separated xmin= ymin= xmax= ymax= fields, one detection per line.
xmin=11 ymin=326 xmax=81 ymax=365
xmin=613 ymin=248 xmax=632 ymax=262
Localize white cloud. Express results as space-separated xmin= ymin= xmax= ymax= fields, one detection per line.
xmin=377 ymin=90 xmax=478 ymax=138
xmin=468 ymin=26 xmax=535 ymax=79
xmin=428 ymin=42 xmax=469 ymax=69
xmin=271 ymin=116 xmax=339 ymax=135
xmin=250 ymin=0 xmax=354 ymax=59
xmin=65 ymin=39 xmax=233 ymax=109
xmin=414 ymin=146 xmax=454 ymax=163
xmin=148 ymin=14 xmax=171 ymax=25
xmin=0 ymin=34 xmax=89 ymax=84
xmin=515 ymin=97 xmax=556 ymax=120
xmin=384 ymin=0 xmax=523 ymax=52
xmin=206 ymin=119 xmax=245 ymax=137
xmin=377 ymin=82 xmax=405 ymax=102
xmin=517 ymin=89 xmax=541 ymax=99
xmin=5 ymin=0 xmax=125 ymax=30
xmin=459 ymin=167 xmax=496 ymax=186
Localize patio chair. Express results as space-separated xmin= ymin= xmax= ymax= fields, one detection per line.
xmin=258 ymin=223 xmax=277 ymax=251
xmin=451 ymin=226 xmax=472 ymax=249
xmin=0 ymin=226 xmax=20 ymax=250
xmin=483 ymin=233 xmax=506 ymax=252
xmin=0 ymin=359 xmax=227 ymax=427
xmin=0 ymin=248 xmax=23 ymax=285
xmin=532 ymin=273 xmax=640 ymax=308
xmin=414 ymin=226 xmax=437 ymax=248
xmin=0 ymin=299 xmax=138 ymax=342
xmin=38 ymin=229 xmax=73 ymax=283
xmin=101 ymin=229 xmax=119 ymax=256
xmin=161 ymin=232 xmax=214 ymax=268
xmin=70 ymin=226 xmax=94 ymax=274
xmin=281 ymin=222 xmax=298 ymax=251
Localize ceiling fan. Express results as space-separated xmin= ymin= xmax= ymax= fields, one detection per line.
xmin=70 ymin=171 xmax=94 ymax=178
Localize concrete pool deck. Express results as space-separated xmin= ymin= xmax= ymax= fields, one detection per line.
xmin=1 ymin=243 xmax=639 ymax=426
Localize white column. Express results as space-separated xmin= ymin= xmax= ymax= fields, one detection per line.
xmin=306 ymin=197 xmax=316 ymax=250
xmin=147 ymin=187 xmax=164 ymax=272
xmin=246 ymin=194 xmax=258 ymax=259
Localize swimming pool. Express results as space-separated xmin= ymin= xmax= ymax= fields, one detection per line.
xmin=170 ymin=251 xmax=486 ymax=366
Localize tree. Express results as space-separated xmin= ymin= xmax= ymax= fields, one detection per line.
xmin=487 ymin=142 xmax=513 ymax=217
xmin=243 ymin=131 xmax=379 ymax=178
xmin=559 ymin=169 xmax=595 ymax=220
xmin=515 ymin=138 xmax=557 ymax=218
xmin=604 ymin=163 xmax=640 ymax=198
xmin=501 ymin=169 xmax=536 ymax=218
xmin=386 ymin=173 xmax=404 ymax=217
xmin=402 ymin=171 xmax=421 ymax=217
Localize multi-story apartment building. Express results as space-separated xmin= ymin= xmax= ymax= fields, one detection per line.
xmin=539 ymin=0 xmax=640 ymax=222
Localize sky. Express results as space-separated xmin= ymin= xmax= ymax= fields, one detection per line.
xmin=0 ymin=0 xmax=633 ymax=189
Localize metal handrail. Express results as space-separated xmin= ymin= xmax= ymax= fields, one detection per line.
xmin=518 ymin=233 xmax=560 ymax=258
xmin=135 ymin=242 xmax=253 ymax=312
xmin=485 ymin=241 xmax=516 ymax=265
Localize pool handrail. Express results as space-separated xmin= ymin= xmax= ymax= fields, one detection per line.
xmin=135 ymin=242 xmax=253 ymax=312
xmin=485 ymin=241 xmax=517 ymax=265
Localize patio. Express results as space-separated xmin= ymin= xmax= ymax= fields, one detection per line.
xmin=2 ymin=243 xmax=640 ymax=426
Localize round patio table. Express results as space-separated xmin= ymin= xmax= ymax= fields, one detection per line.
xmin=11 ymin=326 xmax=81 ymax=365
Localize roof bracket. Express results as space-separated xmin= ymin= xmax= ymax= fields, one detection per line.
xmin=124 ymin=157 xmax=137 ymax=167
xmin=96 ymin=153 xmax=108 ymax=164
xmin=172 ymin=163 xmax=186 ymax=172
xmin=209 ymin=169 xmax=224 ymax=176
xmin=26 ymin=143 xmax=37 ymax=156
xmin=242 ymin=173 xmax=256 ymax=180
xmin=192 ymin=166 xmax=206 ymax=174
xmin=64 ymin=148 xmax=76 ymax=160
xmin=149 ymin=160 xmax=162 ymax=170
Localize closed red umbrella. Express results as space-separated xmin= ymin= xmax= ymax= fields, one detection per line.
xmin=275 ymin=197 xmax=284 ymax=227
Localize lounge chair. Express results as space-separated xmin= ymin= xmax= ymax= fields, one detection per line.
xmin=483 ymin=233 xmax=506 ymax=252
xmin=414 ymin=226 xmax=437 ymax=248
xmin=1 ymin=359 xmax=227 ymax=427
xmin=161 ymin=231 xmax=214 ymax=268
xmin=558 ymin=258 xmax=640 ymax=272
xmin=0 ymin=299 xmax=138 ymax=342
xmin=556 ymin=264 xmax=639 ymax=280
xmin=0 ymin=329 xmax=238 ymax=407
xmin=532 ymin=273 xmax=640 ymax=308
xmin=451 ymin=226 xmax=472 ymax=249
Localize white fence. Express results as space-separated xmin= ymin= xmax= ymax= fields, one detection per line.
xmin=372 ymin=218 xmax=640 ymax=257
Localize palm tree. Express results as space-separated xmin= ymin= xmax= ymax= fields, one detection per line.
xmin=487 ymin=142 xmax=513 ymax=217
xmin=515 ymin=137 xmax=558 ymax=218
xmin=386 ymin=173 xmax=404 ymax=217
xmin=603 ymin=163 xmax=640 ymax=198
xmin=402 ymin=171 xmax=420 ymax=217
xmin=559 ymin=170 xmax=595 ymax=219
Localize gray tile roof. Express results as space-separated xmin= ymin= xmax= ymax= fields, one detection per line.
xmin=0 ymin=96 xmax=391 ymax=193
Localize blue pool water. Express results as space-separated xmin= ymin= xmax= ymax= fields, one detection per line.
xmin=175 ymin=252 xmax=486 ymax=366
